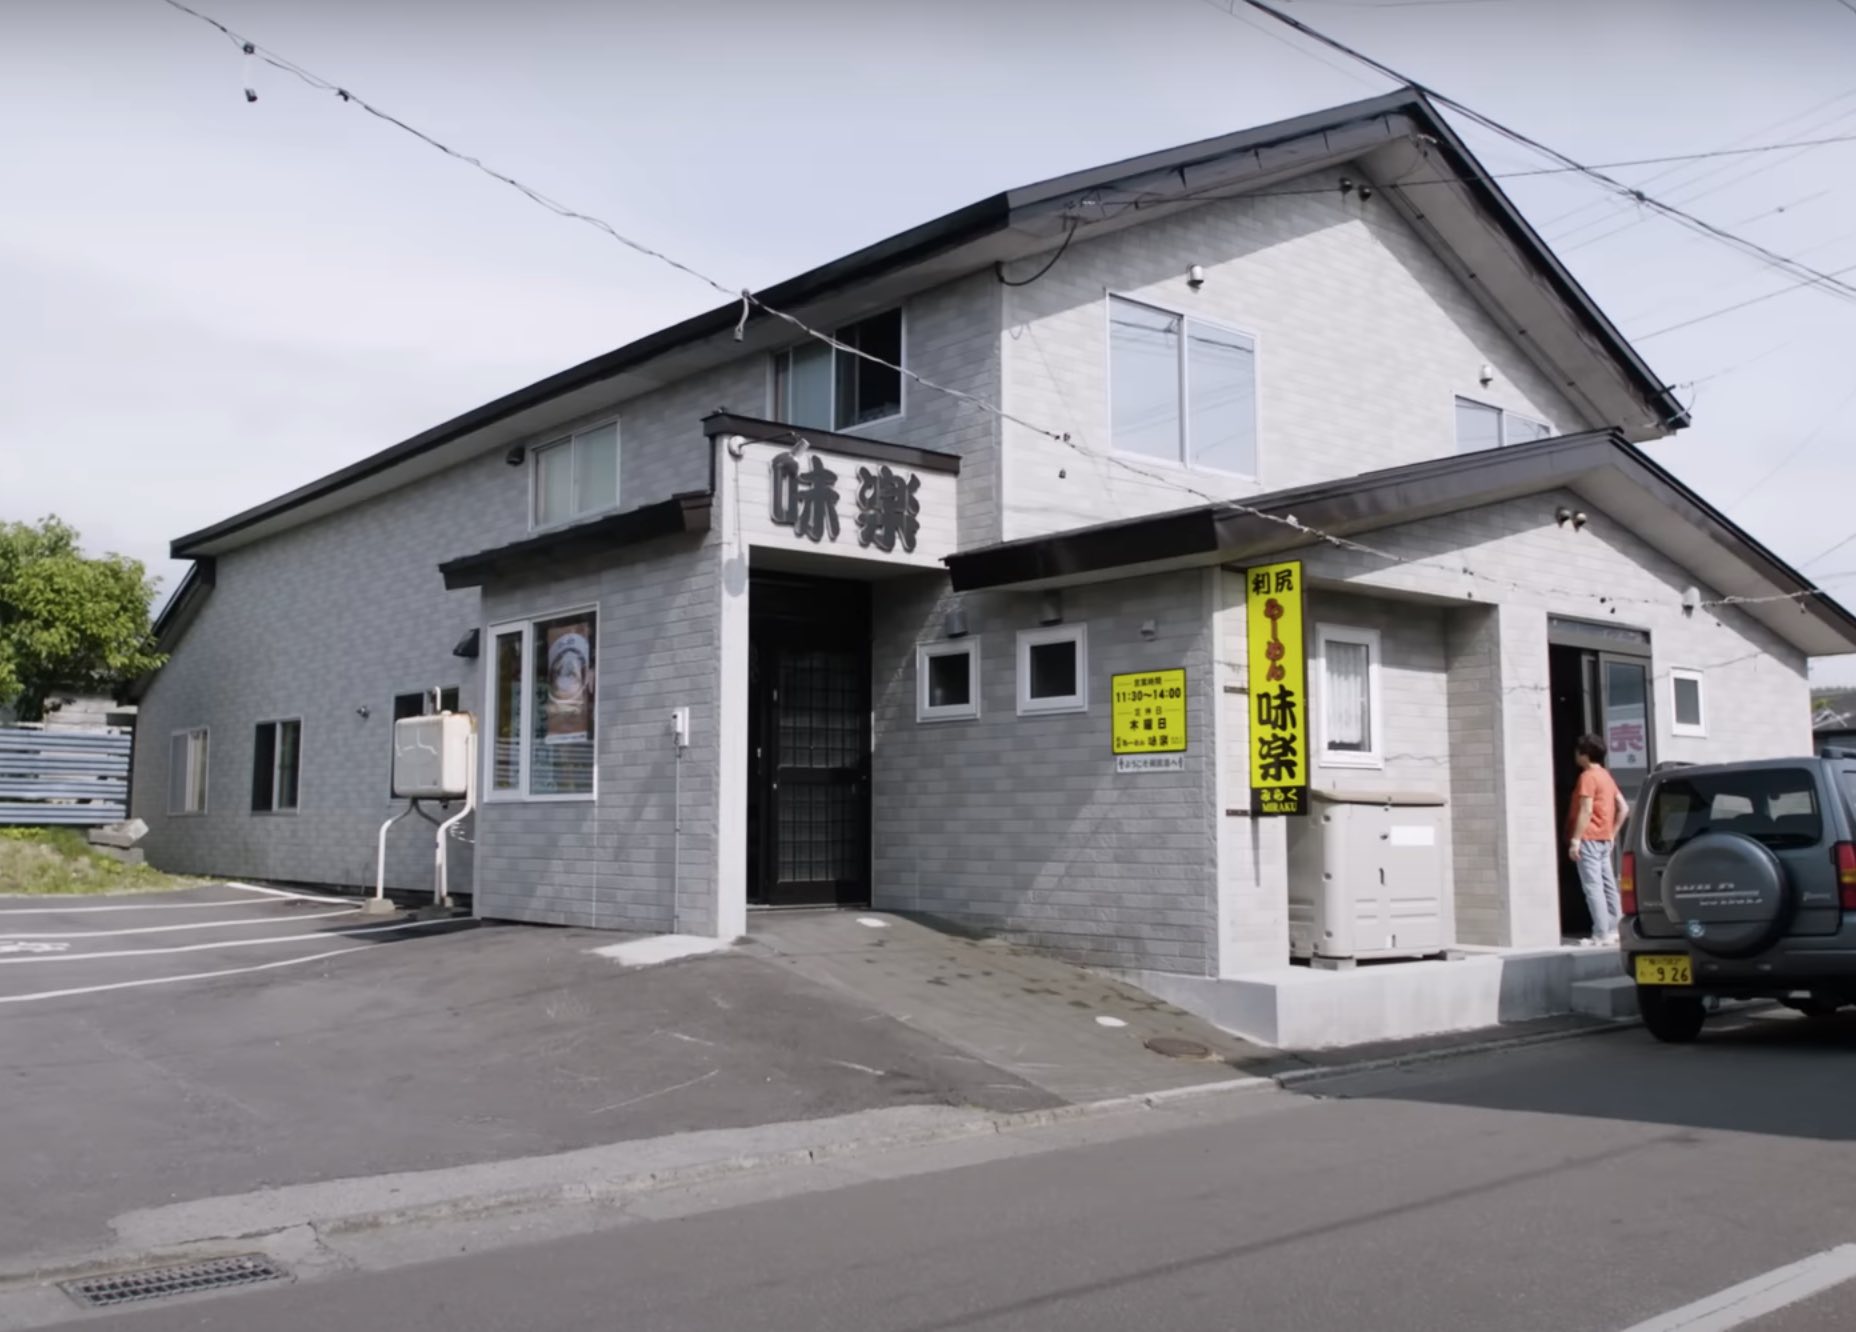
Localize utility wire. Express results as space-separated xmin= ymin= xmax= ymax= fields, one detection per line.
xmin=1635 ymin=257 xmax=1856 ymax=340
xmin=157 ymin=0 xmax=1844 ymax=627
xmin=1230 ymin=0 xmax=1856 ymax=309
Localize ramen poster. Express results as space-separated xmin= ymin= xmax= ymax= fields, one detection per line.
xmin=544 ymin=621 xmax=594 ymax=744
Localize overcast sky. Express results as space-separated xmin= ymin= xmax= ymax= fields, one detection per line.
xmin=6 ymin=0 xmax=1856 ymax=679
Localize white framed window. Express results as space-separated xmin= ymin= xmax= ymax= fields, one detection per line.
xmin=251 ymin=719 xmax=302 ymax=814
xmin=486 ymin=609 xmax=598 ymax=800
xmin=1670 ymin=667 xmax=1707 ymax=738
xmin=773 ymin=308 xmax=904 ymax=431
xmin=917 ymin=638 xmax=980 ymax=722
xmin=1108 ymin=295 xmax=1257 ymax=476
xmin=1016 ymin=624 xmax=1088 ymax=716
xmin=1315 ymin=624 xmax=1383 ymax=768
xmin=1454 ymin=397 xmax=1551 ymax=453
xmin=531 ymin=420 xmax=620 ymax=528
xmin=168 ymin=727 xmax=209 ymax=816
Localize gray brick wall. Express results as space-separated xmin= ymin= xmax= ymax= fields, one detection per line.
xmin=1444 ymin=605 xmax=1506 ymax=946
xmin=869 ymin=568 xmax=1217 ymax=973
xmin=1296 ymin=488 xmax=1811 ymax=949
xmin=474 ymin=532 xmax=720 ymax=933
xmin=998 ymin=169 xmax=1593 ymax=540
xmin=132 ymin=354 xmax=762 ymax=908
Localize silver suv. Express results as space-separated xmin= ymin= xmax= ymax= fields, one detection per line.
xmin=1621 ymin=755 xmax=1856 ymax=1043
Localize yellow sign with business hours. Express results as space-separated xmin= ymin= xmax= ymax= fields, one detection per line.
xmin=1111 ymin=669 xmax=1187 ymax=755
xmin=1244 ymin=560 xmax=1308 ymax=817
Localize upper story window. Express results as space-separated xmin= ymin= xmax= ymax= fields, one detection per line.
xmin=1454 ymin=397 xmax=1550 ymax=454
xmin=772 ymin=309 xmax=904 ymax=431
xmin=533 ymin=421 xmax=619 ymax=528
xmin=1109 ymin=296 xmax=1257 ymax=477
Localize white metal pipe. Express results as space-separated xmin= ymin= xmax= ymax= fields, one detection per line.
xmin=374 ymin=805 xmax=418 ymax=903
xmin=433 ymin=729 xmax=477 ymax=909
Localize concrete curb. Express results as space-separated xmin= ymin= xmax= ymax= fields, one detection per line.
xmin=0 ymin=1021 xmax=1630 ymax=1292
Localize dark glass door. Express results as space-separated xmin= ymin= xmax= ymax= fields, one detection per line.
xmin=747 ymin=575 xmax=871 ymax=907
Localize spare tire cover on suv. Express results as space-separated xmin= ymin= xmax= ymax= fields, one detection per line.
xmin=1659 ymin=831 xmax=1793 ymax=957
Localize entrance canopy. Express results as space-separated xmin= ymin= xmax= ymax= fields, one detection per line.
xmin=944 ymin=430 xmax=1856 ymax=660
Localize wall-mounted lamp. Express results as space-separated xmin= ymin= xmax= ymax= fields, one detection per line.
xmin=453 ymin=628 xmax=481 ymax=660
xmin=1186 ymin=264 xmax=1206 ymax=290
xmin=1139 ymin=619 xmax=1158 ymax=641
xmin=1556 ymin=506 xmax=1573 ymax=527
xmin=504 ymin=444 xmax=527 ymax=467
xmin=356 ymin=705 xmax=371 ymax=719
xmin=944 ymin=606 xmax=970 ymax=639
xmin=1681 ymin=586 xmax=1700 ymax=617
xmin=1478 ymin=363 xmax=1495 ymax=388
xmin=1572 ymin=511 xmax=1588 ymax=530
xmin=1038 ymin=591 xmax=1064 ymax=626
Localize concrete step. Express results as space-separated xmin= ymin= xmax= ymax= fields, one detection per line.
xmin=1570 ymin=975 xmax=1638 ymax=1020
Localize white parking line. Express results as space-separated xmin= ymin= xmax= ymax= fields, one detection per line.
xmin=0 ymin=883 xmax=355 ymax=915
xmin=0 ymin=907 xmax=358 ymax=940
xmin=0 ymin=916 xmax=455 ymax=965
xmin=0 ymin=946 xmax=374 ymax=1005
xmin=1619 ymin=1244 xmax=1856 ymax=1331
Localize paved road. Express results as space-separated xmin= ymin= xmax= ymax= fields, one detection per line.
xmin=0 ymin=886 xmax=1053 ymax=1262
xmin=75 ymin=1007 xmax=1856 ymax=1332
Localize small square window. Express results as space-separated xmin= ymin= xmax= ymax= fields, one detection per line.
xmin=1671 ymin=668 xmax=1706 ymax=737
xmin=918 ymin=639 xmax=980 ymax=722
xmin=1017 ymin=625 xmax=1087 ymax=716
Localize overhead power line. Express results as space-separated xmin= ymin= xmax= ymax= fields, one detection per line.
xmin=155 ymin=0 xmax=1844 ymax=629
xmin=1229 ymin=0 xmax=1856 ymax=310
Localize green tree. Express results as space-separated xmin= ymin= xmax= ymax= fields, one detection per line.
xmin=0 ymin=517 xmax=166 ymax=721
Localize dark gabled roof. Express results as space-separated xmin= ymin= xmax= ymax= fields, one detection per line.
xmin=169 ymin=88 xmax=1681 ymax=561
xmin=944 ymin=431 xmax=1856 ymax=660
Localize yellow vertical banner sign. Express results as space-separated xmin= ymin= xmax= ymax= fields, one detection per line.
xmin=1244 ymin=560 xmax=1308 ymax=817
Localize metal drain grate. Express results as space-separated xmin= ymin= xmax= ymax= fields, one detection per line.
xmin=61 ymin=1255 xmax=289 ymax=1308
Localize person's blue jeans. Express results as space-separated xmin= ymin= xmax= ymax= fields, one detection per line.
xmin=1577 ymin=839 xmax=1620 ymax=939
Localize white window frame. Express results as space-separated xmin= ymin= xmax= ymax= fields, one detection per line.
xmin=917 ymin=637 xmax=980 ymax=723
xmin=770 ymin=307 xmax=907 ymax=431
xmin=251 ymin=717 xmax=303 ymax=815
xmin=483 ymin=607 xmax=599 ymax=803
xmin=1669 ymin=667 xmax=1708 ymax=738
xmin=1105 ymin=293 xmax=1261 ymax=480
xmin=1016 ymin=624 xmax=1089 ymax=717
xmin=529 ymin=418 xmax=621 ymax=531
xmin=168 ymin=726 xmax=209 ymax=816
xmin=1314 ymin=623 xmax=1384 ymax=769
xmin=1455 ymin=395 xmax=1551 ymax=451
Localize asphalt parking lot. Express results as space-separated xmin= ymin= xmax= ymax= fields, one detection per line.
xmin=0 ymin=885 xmax=1053 ymax=1267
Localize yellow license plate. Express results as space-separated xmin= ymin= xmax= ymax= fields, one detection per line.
xmin=1634 ymin=955 xmax=1692 ymax=986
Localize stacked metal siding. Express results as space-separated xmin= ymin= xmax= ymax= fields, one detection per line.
xmin=0 ymin=727 xmax=132 ymax=825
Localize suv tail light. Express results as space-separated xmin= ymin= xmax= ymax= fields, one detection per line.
xmin=1836 ymin=843 xmax=1856 ymax=911
xmin=1620 ymin=851 xmax=1637 ymax=918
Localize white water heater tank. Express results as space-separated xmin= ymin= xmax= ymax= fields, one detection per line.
xmin=393 ymin=713 xmax=472 ymax=799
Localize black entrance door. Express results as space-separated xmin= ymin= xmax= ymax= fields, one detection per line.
xmin=747 ymin=574 xmax=871 ymax=907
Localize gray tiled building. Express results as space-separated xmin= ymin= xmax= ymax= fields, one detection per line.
xmin=133 ymin=90 xmax=1856 ymax=1042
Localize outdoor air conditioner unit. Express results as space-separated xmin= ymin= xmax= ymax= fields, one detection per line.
xmin=392 ymin=713 xmax=472 ymax=800
xmin=1286 ymin=788 xmax=1451 ymax=969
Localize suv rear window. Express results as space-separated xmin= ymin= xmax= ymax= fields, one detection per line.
xmin=1647 ymin=768 xmax=1823 ymax=854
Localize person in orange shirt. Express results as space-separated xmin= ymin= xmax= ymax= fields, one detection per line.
xmin=1567 ymin=734 xmax=1631 ymax=946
